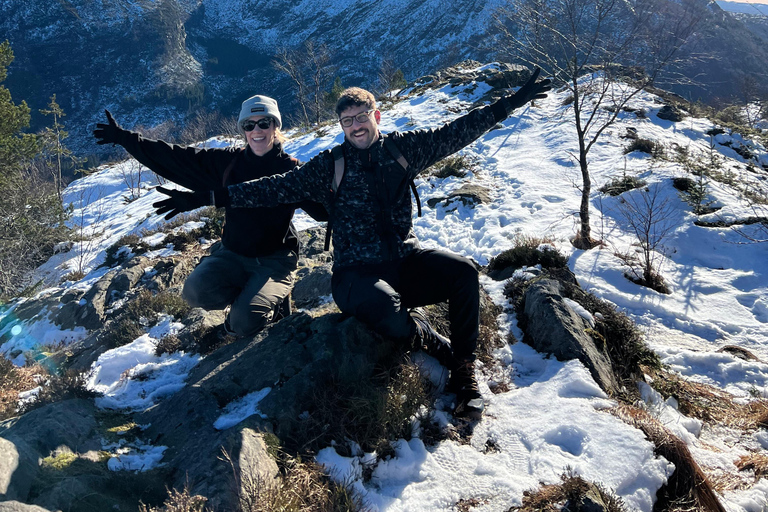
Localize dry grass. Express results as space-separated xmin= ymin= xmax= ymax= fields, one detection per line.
xmin=487 ymin=234 xmax=568 ymax=279
xmin=611 ymin=404 xmax=727 ymax=512
xmin=286 ymin=355 xmax=433 ymax=457
xmin=235 ymin=456 xmax=368 ymax=512
xmin=0 ymin=358 xmax=42 ymax=420
xmin=735 ymin=453 xmax=768 ymax=480
xmin=648 ymin=368 xmax=768 ymax=430
xmin=509 ymin=468 xmax=627 ymax=512
xmin=138 ymin=484 xmax=209 ymax=512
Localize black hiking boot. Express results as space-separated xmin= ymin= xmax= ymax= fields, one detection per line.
xmin=447 ymin=360 xmax=484 ymax=421
xmin=409 ymin=308 xmax=457 ymax=368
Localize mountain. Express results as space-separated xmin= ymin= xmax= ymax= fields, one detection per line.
xmin=1 ymin=0 xmax=767 ymax=160
xmin=0 ymin=0 xmax=504 ymax=158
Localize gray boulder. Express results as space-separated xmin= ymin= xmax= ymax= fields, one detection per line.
xmin=656 ymin=105 xmax=685 ymax=122
xmin=426 ymin=184 xmax=493 ymax=210
xmin=292 ymin=264 xmax=333 ymax=309
xmin=0 ymin=400 xmax=101 ymax=504
xmin=55 ymin=270 xmax=116 ymax=331
xmin=522 ymin=278 xmax=620 ymax=395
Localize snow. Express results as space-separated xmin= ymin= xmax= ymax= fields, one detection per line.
xmin=3 ymin=62 xmax=768 ymax=507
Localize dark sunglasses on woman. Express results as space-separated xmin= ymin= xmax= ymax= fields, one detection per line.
xmin=241 ymin=118 xmax=273 ymax=131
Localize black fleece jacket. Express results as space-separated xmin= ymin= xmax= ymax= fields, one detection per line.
xmin=119 ymin=133 xmax=325 ymax=257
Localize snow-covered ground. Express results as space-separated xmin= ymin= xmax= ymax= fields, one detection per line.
xmin=2 ymin=64 xmax=767 ymax=511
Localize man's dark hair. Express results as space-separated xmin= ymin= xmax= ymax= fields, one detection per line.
xmin=335 ymin=87 xmax=376 ymax=116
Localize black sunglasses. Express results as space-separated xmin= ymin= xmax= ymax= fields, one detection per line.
xmin=241 ymin=118 xmax=273 ymax=131
xmin=339 ymin=110 xmax=375 ymax=127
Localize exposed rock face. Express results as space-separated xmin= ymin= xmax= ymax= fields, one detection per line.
xmin=522 ymin=278 xmax=621 ymax=396
xmin=136 ymin=312 xmax=387 ymax=509
xmin=656 ymin=105 xmax=686 ymax=122
xmin=0 ymin=400 xmax=101 ymax=505
xmin=426 ymin=184 xmax=493 ymax=210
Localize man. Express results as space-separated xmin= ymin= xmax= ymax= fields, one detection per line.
xmin=154 ymin=69 xmax=551 ymax=418
xmin=93 ymin=95 xmax=326 ymax=338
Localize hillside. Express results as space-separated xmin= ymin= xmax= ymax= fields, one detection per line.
xmin=1 ymin=63 xmax=768 ymax=511
xmin=2 ymin=0 xmax=767 ymax=161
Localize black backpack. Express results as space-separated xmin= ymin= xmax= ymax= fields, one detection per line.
xmin=324 ymin=136 xmax=422 ymax=251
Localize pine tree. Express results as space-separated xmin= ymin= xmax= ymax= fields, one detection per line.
xmin=0 ymin=41 xmax=68 ymax=297
xmin=40 ymin=94 xmax=81 ymax=201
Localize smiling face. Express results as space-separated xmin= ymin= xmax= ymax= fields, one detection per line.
xmin=243 ymin=115 xmax=276 ymax=156
xmin=339 ymin=105 xmax=381 ymax=150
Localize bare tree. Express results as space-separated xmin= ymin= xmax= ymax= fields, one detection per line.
xmin=614 ymin=184 xmax=676 ymax=293
xmin=120 ymin=158 xmax=145 ymax=203
xmin=69 ymin=186 xmax=107 ymax=278
xmin=377 ymin=58 xmax=408 ymax=99
xmin=494 ymin=0 xmax=705 ymax=248
xmin=272 ymin=40 xmax=336 ymax=127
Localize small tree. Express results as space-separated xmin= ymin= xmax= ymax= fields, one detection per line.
xmin=39 ymin=94 xmax=82 ymax=201
xmin=615 ymin=184 xmax=676 ymax=293
xmin=272 ymin=40 xmax=336 ymax=127
xmin=494 ymin=0 xmax=704 ymax=248
xmin=377 ymin=58 xmax=407 ymax=98
xmin=0 ymin=41 xmax=68 ymax=296
xmin=120 ymin=158 xmax=145 ymax=203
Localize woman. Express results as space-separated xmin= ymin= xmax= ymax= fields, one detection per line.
xmin=94 ymin=95 xmax=326 ymax=337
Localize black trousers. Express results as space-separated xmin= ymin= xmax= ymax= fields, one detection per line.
xmin=331 ymin=249 xmax=479 ymax=363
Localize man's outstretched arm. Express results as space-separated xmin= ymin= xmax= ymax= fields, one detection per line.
xmin=152 ymin=152 xmax=334 ymax=220
xmin=395 ymin=67 xmax=552 ymax=174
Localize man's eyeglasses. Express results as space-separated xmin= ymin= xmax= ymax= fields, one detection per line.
xmin=241 ymin=118 xmax=273 ymax=131
xmin=339 ymin=110 xmax=375 ymax=128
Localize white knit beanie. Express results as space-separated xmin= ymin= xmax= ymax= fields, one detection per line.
xmin=238 ymin=95 xmax=282 ymax=129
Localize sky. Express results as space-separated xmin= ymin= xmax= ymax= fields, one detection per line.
xmin=1 ymin=63 xmax=767 ymax=511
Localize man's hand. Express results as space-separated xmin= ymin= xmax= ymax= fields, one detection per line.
xmin=153 ymin=186 xmax=212 ymax=220
xmin=503 ymin=67 xmax=553 ymax=112
xmin=93 ymin=109 xmax=128 ymax=146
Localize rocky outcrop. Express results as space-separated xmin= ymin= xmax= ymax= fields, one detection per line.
xmin=521 ymin=277 xmax=621 ymax=396
xmin=136 ymin=312 xmax=386 ymax=509
xmin=426 ymin=184 xmax=493 ymax=211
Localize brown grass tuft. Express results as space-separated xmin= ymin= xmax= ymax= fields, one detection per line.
xmin=611 ymin=404 xmax=727 ymax=512
xmin=647 ymin=368 xmax=768 ymax=430
xmin=235 ymin=455 xmax=369 ymax=512
xmin=735 ymin=453 xmax=768 ymax=480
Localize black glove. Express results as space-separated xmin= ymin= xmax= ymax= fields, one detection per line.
xmin=94 ymin=109 xmax=129 ymax=146
xmin=502 ymin=67 xmax=553 ymax=113
xmin=152 ymin=186 xmax=212 ymax=220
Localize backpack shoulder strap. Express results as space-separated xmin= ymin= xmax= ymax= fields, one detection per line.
xmin=382 ymin=136 xmax=422 ymax=217
xmin=325 ymin=145 xmax=346 ymax=251
xmin=331 ymin=145 xmax=345 ymax=193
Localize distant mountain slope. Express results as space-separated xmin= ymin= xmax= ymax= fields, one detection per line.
xmin=1 ymin=0 xmax=766 ymax=158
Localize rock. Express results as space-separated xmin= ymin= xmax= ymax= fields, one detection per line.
xmin=0 ymin=400 xmax=101 ymax=503
xmin=656 ymin=105 xmax=685 ymax=122
xmin=105 ymin=256 xmax=151 ymax=306
xmin=426 ymin=184 xmax=493 ymax=210
xmin=297 ymin=226 xmax=331 ymax=263
xmin=0 ymin=502 xmax=54 ymax=512
xmin=135 ymin=312 xmax=388 ymax=510
xmin=522 ymin=278 xmax=620 ymax=395
xmin=55 ymin=270 xmax=116 ymax=330
xmin=292 ymin=264 xmax=333 ymax=309
xmin=0 ymin=437 xmax=36 ymax=502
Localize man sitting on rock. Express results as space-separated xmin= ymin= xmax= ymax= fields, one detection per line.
xmin=153 ymin=69 xmax=551 ymax=419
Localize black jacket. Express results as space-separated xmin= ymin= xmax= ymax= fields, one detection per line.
xmin=220 ymin=100 xmax=510 ymax=268
xmin=119 ymin=133 xmax=326 ymax=257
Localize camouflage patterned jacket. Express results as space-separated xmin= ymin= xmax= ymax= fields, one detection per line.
xmin=222 ymin=99 xmax=510 ymax=269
